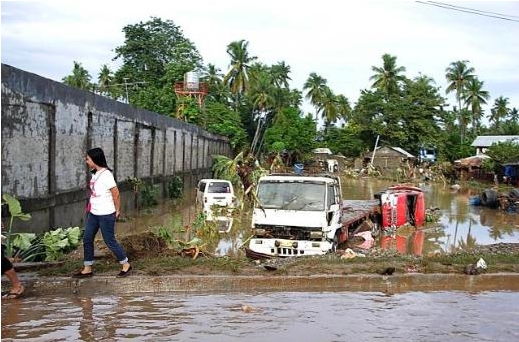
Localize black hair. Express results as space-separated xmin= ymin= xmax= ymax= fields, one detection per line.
xmin=87 ymin=147 xmax=112 ymax=173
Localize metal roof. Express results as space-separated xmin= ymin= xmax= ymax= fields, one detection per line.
xmin=471 ymin=135 xmax=519 ymax=147
xmin=389 ymin=147 xmax=415 ymax=158
xmin=313 ymin=148 xmax=333 ymax=155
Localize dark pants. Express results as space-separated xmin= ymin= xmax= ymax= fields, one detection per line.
xmin=1 ymin=245 xmax=13 ymax=274
xmin=83 ymin=212 xmax=127 ymax=266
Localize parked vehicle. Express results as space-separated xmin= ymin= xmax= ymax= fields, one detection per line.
xmin=248 ymin=174 xmax=425 ymax=258
xmin=196 ymin=179 xmax=236 ymax=233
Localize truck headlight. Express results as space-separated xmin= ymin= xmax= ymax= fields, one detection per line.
xmin=254 ymin=228 xmax=266 ymax=237
xmin=310 ymin=231 xmax=322 ymax=239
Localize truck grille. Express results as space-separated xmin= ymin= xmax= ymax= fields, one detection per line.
xmin=255 ymin=225 xmax=320 ymax=240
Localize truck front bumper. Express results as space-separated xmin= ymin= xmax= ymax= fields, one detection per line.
xmin=249 ymin=238 xmax=332 ymax=257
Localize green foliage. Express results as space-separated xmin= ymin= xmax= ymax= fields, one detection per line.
xmin=62 ymin=61 xmax=93 ymax=90
xmin=264 ymin=107 xmax=316 ymax=161
xmin=322 ymin=125 xmax=367 ymax=157
xmin=113 ymin=17 xmax=203 ymax=114
xmin=140 ymin=184 xmax=158 ymax=207
xmin=212 ymin=152 xmax=244 ymax=188
xmin=42 ymin=227 xmax=82 ymax=261
xmin=1 ymin=194 xmax=32 ymax=257
xmin=167 ymin=176 xmax=184 ymax=199
xmin=204 ymin=100 xmax=248 ymax=149
xmin=485 ymin=141 xmax=519 ymax=167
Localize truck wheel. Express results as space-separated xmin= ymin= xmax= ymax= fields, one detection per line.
xmin=481 ymin=189 xmax=498 ymax=208
xmin=509 ymin=189 xmax=519 ymax=199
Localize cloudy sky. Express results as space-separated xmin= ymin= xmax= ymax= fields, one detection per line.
xmin=2 ymin=1 xmax=519 ymax=119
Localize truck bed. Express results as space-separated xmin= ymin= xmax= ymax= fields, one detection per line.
xmin=341 ymin=200 xmax=380 ymax=228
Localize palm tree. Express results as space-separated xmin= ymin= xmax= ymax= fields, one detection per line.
xmin=270 ymin=61 xmax=291 ymax=88
xmin=303 ymin=72 xmax=327 ymax=121
xmin=62 ymin=61 xmax=92 ymax=90
xmin=223 ymin=40 xmax=257 ymax=95
xmin=509 ymin=107 xmax=518 ymax=121
xmin=250 ymin=73 xmax=275 ymax=155
xmin=490 ymin=96 xmax=510 ymax=131
xmin=97 ymin=64 xmax=113 ymax=96
xmin=336 ymin=94 xmax=352 ymax=123
xmin=206 ymin=64 xmax=223 ymax=87
xmin=445 ymin=60 xmax=475 ymax=142
xmin=463 ymin=78 xmax=490 ymax=135
xmin=370 ymin=53 xmax=406 ymax=97
xmin=318 ymin=86 xmax=339 ymax=127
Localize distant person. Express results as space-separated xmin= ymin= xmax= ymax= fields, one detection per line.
xmin=73 ymin=148 xmax=131 ymax=278
xmin=1 ymin=238 xmax=24 ymax=299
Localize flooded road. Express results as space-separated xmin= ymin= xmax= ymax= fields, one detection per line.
xmin=116 ymin=178 xmax=519 ymax=257
xmin=2 ymin=291 xmax=518 ymax=341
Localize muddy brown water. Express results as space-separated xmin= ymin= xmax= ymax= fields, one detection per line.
xmin=116 ymin=178 xmax=519 ymax=257
xmin=2 ymin=291 xmax=518 ymax=341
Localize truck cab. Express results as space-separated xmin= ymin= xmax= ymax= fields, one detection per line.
xmin=249 ymin=174 xmax=342 ymax=257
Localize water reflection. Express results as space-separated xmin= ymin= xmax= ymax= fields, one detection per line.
xmin=2 ymin=292 xmax=518 ymax=341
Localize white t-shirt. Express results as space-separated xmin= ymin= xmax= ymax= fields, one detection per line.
xmin=89 ymin=169 xmax=117 ymax=215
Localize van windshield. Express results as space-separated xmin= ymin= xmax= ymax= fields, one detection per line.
xmin=257 ymin=181 xmax=325 ymax=211
xmin=208 ymin=182 xmax=231 ymax=193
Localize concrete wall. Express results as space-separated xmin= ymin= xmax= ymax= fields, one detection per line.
xmin=1 ymin=64 xmax=232 ymax=232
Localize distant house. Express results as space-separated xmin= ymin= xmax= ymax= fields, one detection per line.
xmin=454 ymin=154 xmax=492 ymax=181
xmin=354 ymin=146 xmax=416 ymax=171
xmin=471 ymin=135 xmax=519 ymax=155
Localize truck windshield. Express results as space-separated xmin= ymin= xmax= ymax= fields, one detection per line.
xmin=257 ymin=181 xmax=326 ymax=211
xmin=208 ymin=182 xmax=231 ymax=193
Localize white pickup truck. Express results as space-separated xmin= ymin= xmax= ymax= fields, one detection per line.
xmin=247 ymin=173 xmax=425 ymax=258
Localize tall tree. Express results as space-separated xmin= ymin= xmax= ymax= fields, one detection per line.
xmin=303 ymin=72 xmax=327 ymax=121
xmin=370 ymin=53 xmax=407 ymax=97
xmin=463 ymin=78 xmax=490 ymax=135
xmin=270 ymin=61 xmax=291 ymax=88
xmin=318 ymin=87 xmax=339 ymax=126
xmin=445 ymin=60 xmax=475 ymax=143
xmin=97 ymin=64 xmax=113 ymax=96
xmin=223 ymin=40 xmax=257 ymax=95
xmin=336 ymin=94 xmax=352 ymax=123
xmin=490 ymin=96 xmax=510 ymax=131
xmin=113 ymin=17 xmax=203 ymax=114
xmin=62 ymin=61 xmax=92 ymax=90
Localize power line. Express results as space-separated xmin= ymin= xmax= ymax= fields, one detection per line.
xmin=429 ymin=1 xmax=519 ymax=19
xmin=416 ymin=1 xmax=519 ymax=22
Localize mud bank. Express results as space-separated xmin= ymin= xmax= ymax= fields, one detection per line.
xmin=16 ymin=273 xmax=519 ymax=296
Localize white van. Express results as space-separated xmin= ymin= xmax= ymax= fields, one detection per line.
xmin=196 ymin=179 xmax=235 ymax=208
xmin=196 ymin=179 xmax=236 ymax=232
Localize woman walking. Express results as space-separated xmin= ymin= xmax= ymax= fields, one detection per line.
xmin=73 ymin=147 xmax=131 ymax=278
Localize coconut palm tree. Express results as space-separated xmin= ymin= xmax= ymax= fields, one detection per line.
xmin=223 ymin=40 xmax=257 ymax=95
xmin=509 ymin=107 xmax=518 ymax=121
xmin=62 ymin=61 xmax=92 ymax=90
xmin=370 ymin=53 xmax=407 ymax=97
xmin=270 ymin=61 xmax=291 ymax=88
xmin=445 ymin=60 xmax=475 ymax=142
xmin=97 ymin=64 xmax=113 ymax=96
xmin=490 ymin=96 xmax=510 ymax=131
xmin=303 ymin=72 xmax=327 ymax=121
xmin=250 ymin=73 xmax=275 ymax=155
xmin=336 ymin=94 xmax=352 ymax=123
xmin=463 ymin=78 xmax=490 ymax=135
xmin=318 ymin=86 xmax=339 ymax=127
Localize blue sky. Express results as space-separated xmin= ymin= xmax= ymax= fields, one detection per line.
xmin=2 ymin=1 xmax=518 ymax=121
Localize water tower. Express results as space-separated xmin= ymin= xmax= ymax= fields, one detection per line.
xmin=174 ymin=71 xmax=208 ymax=120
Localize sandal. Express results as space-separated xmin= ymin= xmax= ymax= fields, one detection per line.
xmin=2 ymin=285 xmax=24 ymax=299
